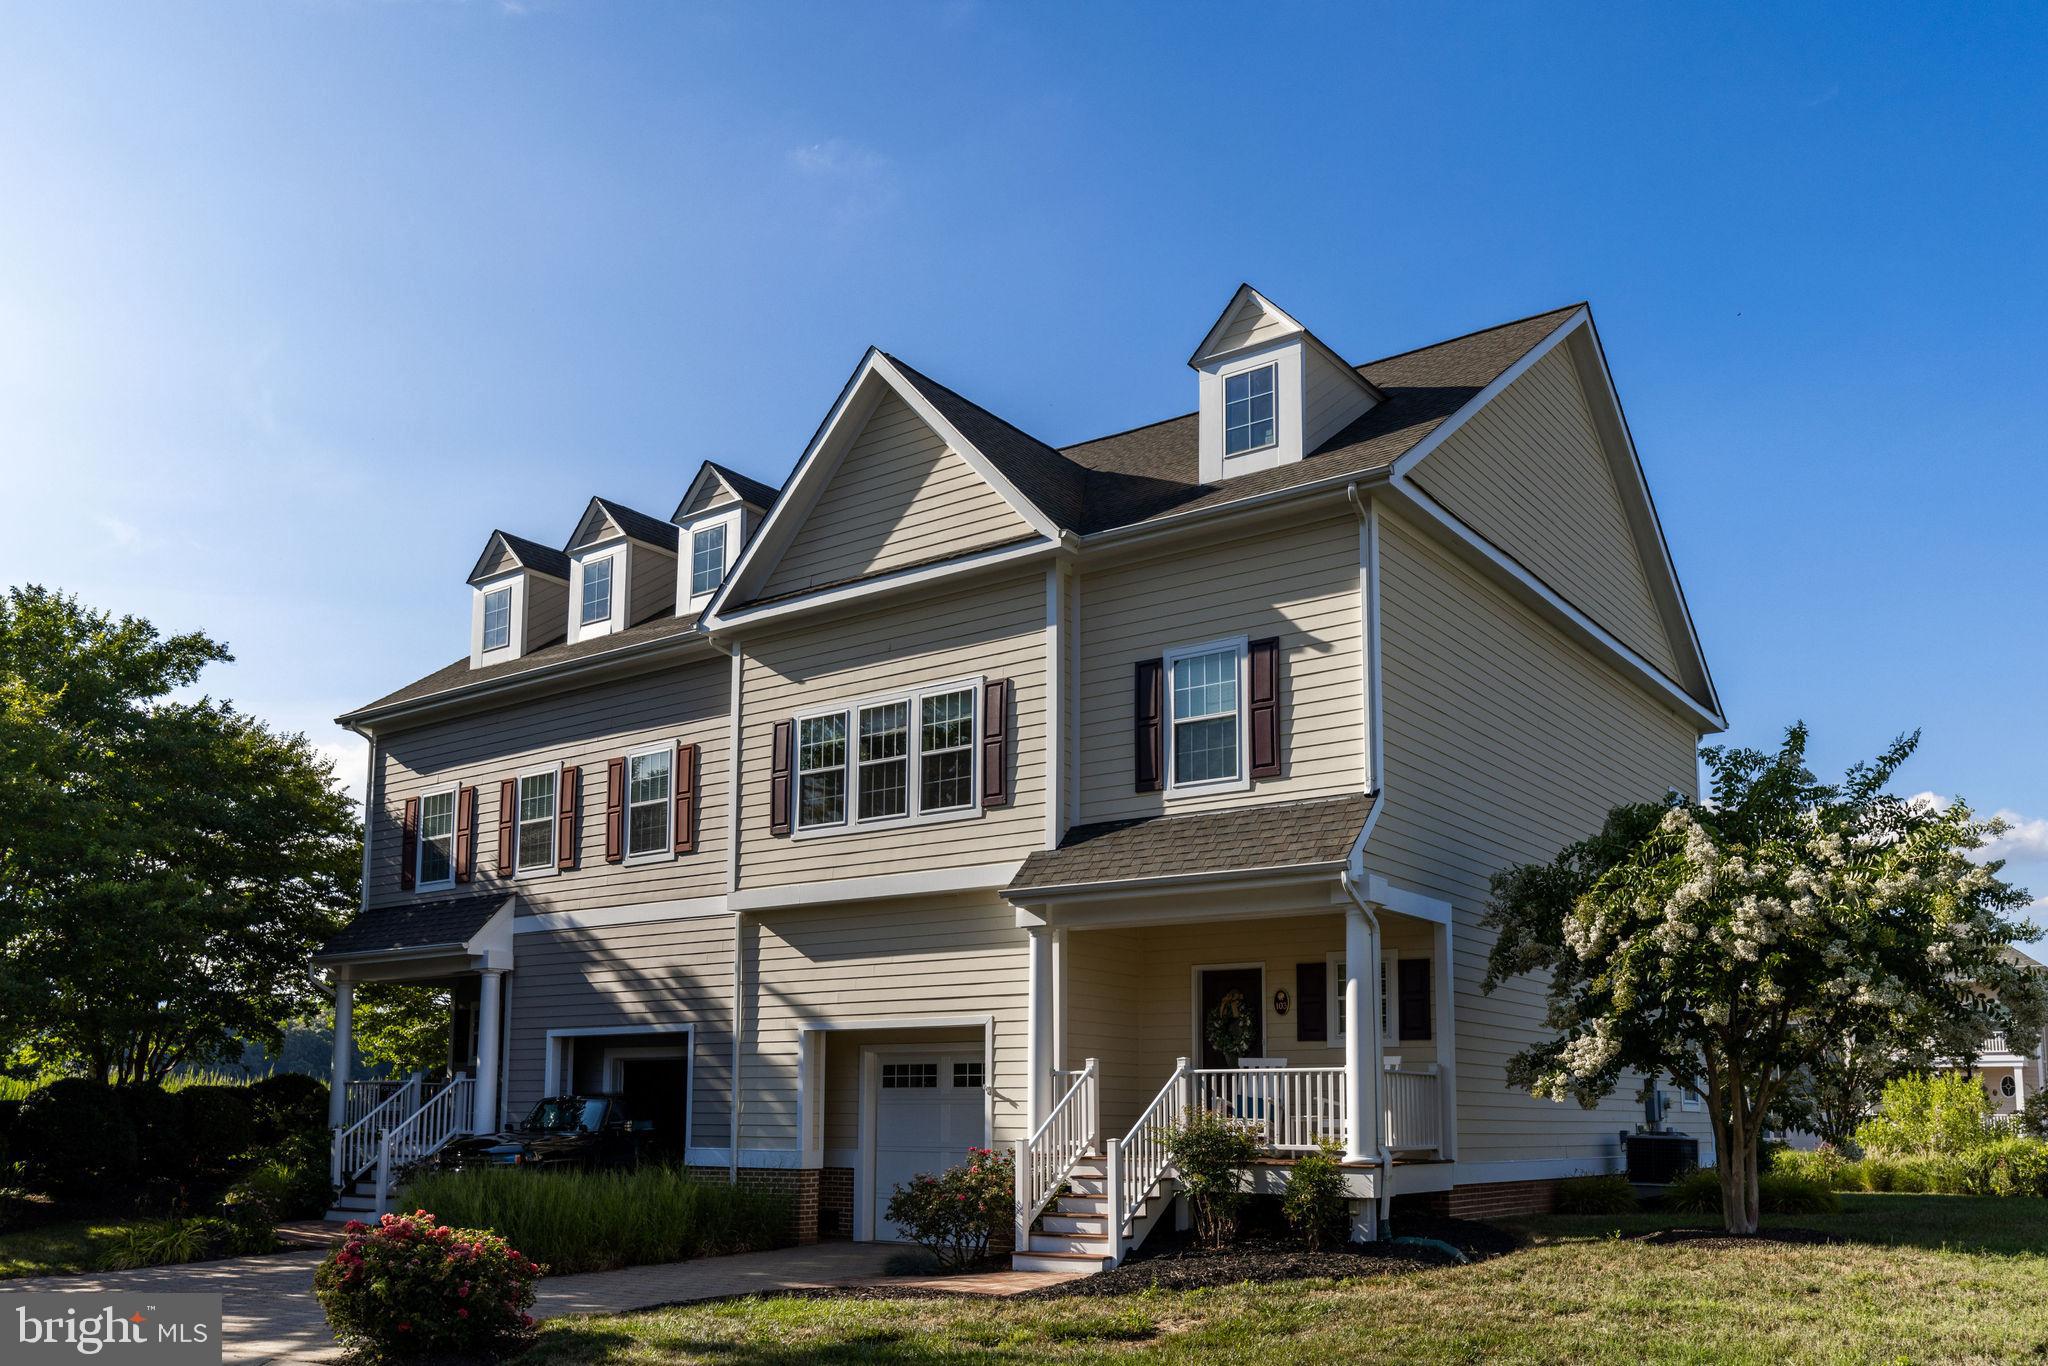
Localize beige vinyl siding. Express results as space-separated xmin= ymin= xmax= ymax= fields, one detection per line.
xmin=1076 ymin=513 xmax=1363 ymax=824
xmin=477 ymin=540 xmax=520 ymax=578
xmin=572 ymin=506 xmax=626 ymax=550
xmin=368 ymin=658 xmax=729 ymax=916
xmin=629 ymin=544 xmax=678 ymax=622
xmin=1303 ymin=347 xmax=1372 ymax=453
xmin=1408 ymin=345 xmax=1683 ymax=679
xmin=1211 ymin=298 xmax=1292 ymax=354
xmin=741 ymin=893 xmax=1028 ymax=1152
xmin=504 ymin=916 xmax=734 ymax=1150
xmin=736 ymin=571 xmax=1047 ymax=888
xmin=524 ymin=575 xmax=568 ymax=649
xmin=1064 ymin=927 xmax=1145 ymax=1128
xmin=759 ymin=392 xmax=1034 ymax=599
xmin=1369 ymin=506 xmax=1701 ymax=1168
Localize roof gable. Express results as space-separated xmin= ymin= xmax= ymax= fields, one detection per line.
xmin=674 ymin=462 xmax=778 ymax=520
xmin=467 ymin=530 xmax=569 ymax=584
xmin=568 ymin=497 xmax=680 ymax=554
xmin=1190 ymin=284 xmax=1307 ymax=365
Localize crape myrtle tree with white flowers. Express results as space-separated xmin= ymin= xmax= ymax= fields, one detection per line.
xmin=1482 ymin=724 xmax=2045 ymax=1235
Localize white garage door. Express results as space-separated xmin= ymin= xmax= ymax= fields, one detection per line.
xmin=872 ymin=1052 xmax=987 ymax=1242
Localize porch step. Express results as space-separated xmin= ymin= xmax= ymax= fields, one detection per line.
xmin=1027 ymin=1230 xmax=1113 ymax=1256
xmin=1011 ymin=1249 xmax=1117 ymax=1273
xmin=1055 ymin=1193 xmax=1108 ymax=1215
xmin=1060 ymin=1172 xmax=1109 ymax=1196
xmin=1038 ymin=1214 xmax=1108 ymax=1237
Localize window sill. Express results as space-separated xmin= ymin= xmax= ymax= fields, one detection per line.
xmin=1164 ymin=775 xmax=1253 ymax=801
xmin=415 ymin=880 xmax=456 ymax=895
xmin=513 ymin=864 xmax=561 ymax=880
xmin=623 ymin=848 xmax=677 ymax=866
xmin=791 ymin=803 xmax=985 ymax=841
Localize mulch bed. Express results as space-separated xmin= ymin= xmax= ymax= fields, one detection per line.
xmin=1640 ymin=1227 xmax=1841 ymax=1249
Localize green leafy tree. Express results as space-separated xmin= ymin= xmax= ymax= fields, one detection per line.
xmin=1483 ymin=724 xmax=2044 ymax=1234
xmin=0 ymin=586 xmax=360 ymax=1084
xmin=350 ymin=985 xmax=452 ymax=1077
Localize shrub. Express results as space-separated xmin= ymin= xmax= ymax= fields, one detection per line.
xmin=101 ymin=1214 xmax=272 ymax=1271
xmin=0 ymin=1098 xmax=20 ymax=1171
xmin=2016 ymin=1090 xmax=2048 ymax=1141
xmin=15 ymin=1079 xmax=139 ymax=1196
xmin=1280 ymin=1140 xmax=1350 ymax=1249
xmin=1855 ymin=1074 xmax=1998 ymax=1159
xmin=120 ymin=1086 xmax=191 ymax=1186
xmin=175 ymin=1085 xmax=261 ymax=1180
xmin=225 ymin=1130 xmax=334 ymax=1224
xmin=1662 ymin=1166 xmax=1839 ymax=1216
xmin=885 ymin=1146 xmax=1015 ymax=1271
xmin=403 ymin=1166 xmax=795 ymax=1276
xmin=249 ymin=1073 xmax=329 ymax=1144
xmin=1555 ymin=1174 xmax=1640 ymax=1215
xmin=315 ymin=1211 xmax=540 ymax=1361
xmin=1160 ymin=1106 xmax=1262 ymax=1249
xmin=1770 ymin=1144 xmax=1851 ymax=1189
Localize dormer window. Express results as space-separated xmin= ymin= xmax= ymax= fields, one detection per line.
xmin=480 ymin=587 xmax=513 ymax=652
xmin=581 ymin=556 xmax=614 ymax=625
xmin=1224 ymin=364 xmax=1277 ymax=456
xmin=690 ymin=523 xmax=729 ymax=598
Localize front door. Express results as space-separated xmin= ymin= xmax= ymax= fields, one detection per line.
xmin=871 ymin=1052 xmax=987 ymax=1241
xmin=1197 ymin=967 xmax=1264 ymax=1069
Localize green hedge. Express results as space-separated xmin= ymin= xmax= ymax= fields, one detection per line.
xmin=1555 ymin=1174 xmax=1640 ymax=1215
xmin=403 ymin=1167 xmax=795 ymax=1275
xmin=1776 ymin=1140 xmax=2048 ymax=1198
xmin=1663 ymin=1166 xmax=1840 ymax=1216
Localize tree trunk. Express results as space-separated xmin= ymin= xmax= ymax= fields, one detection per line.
xmin=1719 ymin=1085 xmax=1759 ymax=1235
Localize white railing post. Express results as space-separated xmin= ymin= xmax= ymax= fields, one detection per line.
xmin=374 ymin=1129 xmax=392 ymax=1216
xmin=1175 ymin=1056 xmax=1191 ymax=1120
xmin=1084 ymin=1058 xmax=1100 ymax=1152
xmin=1104 ymin=1140 xmax=1123 ymax=1256
xmin=1013 ymin=1138 xmax=1030 ymax=1251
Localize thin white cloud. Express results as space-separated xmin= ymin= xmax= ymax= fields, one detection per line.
xmin=97 ymin=515 xmax=144 ymax=550
xmin=313 ymin=733 xmax=371 ymax=812
xmin=1985 ymin=810 xmax=2048 ymax=863
xmin=786 ymin=139 xmax=898 ymax=229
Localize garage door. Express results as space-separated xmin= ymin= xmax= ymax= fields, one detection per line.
xmin=872 ymin=1052 xmax=987 ymax=1242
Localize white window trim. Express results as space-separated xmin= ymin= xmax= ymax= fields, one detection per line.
xmin=468 ymin=570 xmax=528 ymax=667
xmin=414 ymin=782 xmax=460 ymax=893
xmin=512 ymin=762 xmax=562 ymax=878
xmin=1222 ymin=361 xmax=1279 ymax=459
xmin=480 ymin=585 xmax=514 ymax=654
xmin=1327 ymin=949 xmax=1406 ymax=1047
xmin=622 ymin=740 xmax=677 ymax=864
xmin=681 ymin=508 xmax=743 ymax=613
xmin=1163 ymin=635 xmax=1250 ymax=799
xmin=580 ymin=555 xmax=616 ymax=626
xmin=569 ymin=539 xmax=629 ymax=643
xmin=792 ymin=675 xmax=984 ymax=840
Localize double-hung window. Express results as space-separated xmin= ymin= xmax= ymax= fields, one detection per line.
xmin=626 ymin=748 xmax=673 ymax=857
xmin=581 ymin=556 xmax=613 ymax=625
xmin=795 ymin=680 xmax=979 ymax=834
xmin=690 ymin=524 xmax=728 ymax=599
xmin=1165 ymin=639 xmax=1246 ymax=793
xmin=517 ymin=770 xmax=557 ymax=871
xmin=1224 ymin=363 xmax=1277 ymax=456
xmin=481 ymin=587 xmax=512 ymax=652
xmin=417 ymin=789 xmax=456 ymax=888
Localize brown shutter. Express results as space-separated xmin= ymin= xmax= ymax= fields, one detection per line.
xmin=1248 ymin=637 xmax=1282 ymax=780
xmin=399 ymin=797 xmax=419 ymax=890
xmin=605 ymin=757 xmax=625 ymax=863
xmin=496 ymin=779 xmax=516 ymax=876
xmin=453 ymin=786 xmax=476 ymax=883
xmin=557 ymin=766 xmax=580 ymax=870
xmin=674 ymin=742 xmax=698 ymax=853
xmin=979 ymin=679 xmax=1011 ymax=809
xmin=1295 ymin=962 xmax=1328 ymax=1043
xmin=1133 ymin=658 xmax=1164 ymax=793
xmin=769 ymin=720 xmax=794 ymax=837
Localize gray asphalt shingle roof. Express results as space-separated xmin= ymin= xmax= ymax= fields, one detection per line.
xmin=1006 ymin=792 xmax=1377 ymax=896
xmin=315 ymin=893 xmax=512 ymax=960
xmin=486 ymin=531 xmax=572 ymax=582
xmin=584 ymin=498 xmax=681 ymax=552
xmin=702 ymin=461 xmax=782 ymax=510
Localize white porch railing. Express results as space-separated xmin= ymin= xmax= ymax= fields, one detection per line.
xmin=1192 ymin=1066 xmax=1348 ymax=1152
xmin=1014 ymin=1058 xmax=1098 ymax=1247
xmin=1384 ymin=1063 xmax=1442 ymax=1152
xmin=342 ymin=1075 xmax=422 ymax=1129
xmin=1111 ymin=1057 xmax=1190 ymax=1249
xmin=331 ymin=1076 xmax=424 ymax=1187
xmin=372 ymin=1075 xmax=475 ymax=1216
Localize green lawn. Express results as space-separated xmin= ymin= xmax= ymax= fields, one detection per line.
xmin=0 ymin=1218 xmax=145 ymax=1278
xmin=517 ymin=1195 xmax=2048 ymax=1364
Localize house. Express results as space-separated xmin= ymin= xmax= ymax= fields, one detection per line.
xmin=314 ymin=288 xmax=1724 ymax=1267
xmin=1941 ymin=946 xmax=2048 ymax=1118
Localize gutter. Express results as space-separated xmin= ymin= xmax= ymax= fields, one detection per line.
xmin=1078 ymin=466 xmax=1393 ymax=552
xmin=1004 ymin=858 xmax=1348 ymax=904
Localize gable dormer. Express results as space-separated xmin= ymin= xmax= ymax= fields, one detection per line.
xmin=466 ymin=531 xmax=570 ymax=668
xmin=1189 ymin=284 xmax=1385 ymax=484
xmin=671 ymin=462 xmax=776 ymax=616
xmin=563 ymin=498 xmax=680 ymax=644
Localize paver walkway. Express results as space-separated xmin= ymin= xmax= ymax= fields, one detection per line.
xmin=6 ymin=1240 xmax=918 ymax=1363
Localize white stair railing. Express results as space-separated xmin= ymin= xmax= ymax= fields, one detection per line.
xmin=1111 ymin=1056 xmax=1191 ymax=1250
xmin=372 ymin=1075 xmax=475 ymax=1216
xmin=331 ymin=1074 xmax=424 ymax=1188
xmin=1191 ymin=1066 xmax=1347 ymax=1152
xmin=1384 ymin=1063 xmax=1442 ymax=1152
xmin=342 ymin=1074 xmax=422 ymax=1129
xmin=1013 ymin=1058 xmax=1098 ymax=1249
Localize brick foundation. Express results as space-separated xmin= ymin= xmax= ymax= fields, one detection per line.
xmin=686 ymin=1166 xmax=825 ymax=1245
xmin=1393 ymin=1177 xmax=1564 ymax=1221
xmin=819 ymin=1167 xmax=855 ymax=1240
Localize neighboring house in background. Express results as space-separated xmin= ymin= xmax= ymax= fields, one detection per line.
xmin=1941 ymin=946 xmax=2048 ymax=1118
xmin=314 ymin=288 xmax=1725 ymax=1267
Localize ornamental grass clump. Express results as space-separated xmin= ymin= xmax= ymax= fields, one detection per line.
xmin=885 ymin=1146 xmax=1014 ymax=1270
xmin=313 ymin=1210 xmax=540 ymax=1361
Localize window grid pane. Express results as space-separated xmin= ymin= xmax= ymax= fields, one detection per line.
xmin=857 ymin=703 xmax=908 ymax=820
xmin=690 ymin=524 xmax=728 ymax=598
xmin=1224 ymin=364 xmax=1277 ymax=455
xmin=581 ymin=557 xmax=613 ymax=624
xmin=952 ymin=1061 xmax=984 ymax=1089
xmin=481 ymin=588 xmax=512 ymax=651
xmin=881 ymin=1062 xmax=938 ymax=1089
xmin=798 ymin=714 xmax=848 ymax=827
xmin=419 ymin=791 xmax=455 ymax=884
xmin=517 ymin=772 xmax=555 ymax=869
xmin=1171 ymin=648 xmax=1240 ymax=785
xmin=918 ymin=689 xmax=974 ymax=812
xmin=627 ymin=751 xmax=672 ymax=856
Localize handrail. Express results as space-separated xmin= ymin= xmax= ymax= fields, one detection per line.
xmin=331 ymin=1074 xmax=424 ymax=1187
xmin=1383 ymin=1063 xmax=1441 ymax=1152
xmin=1013 ymin=1058 xmax=1098 ymax=1250
xmin=1191 ymin=1066 xmax=1347 ymax=1152
xmin=1111 ymin=1056 xmax=1190 ymax=1248
xmin=372 ymin=1075 xmax=475 ymax=1215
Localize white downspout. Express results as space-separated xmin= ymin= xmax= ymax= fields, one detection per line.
xmin=1340 ymin=869 xmax=1395 ymax=1233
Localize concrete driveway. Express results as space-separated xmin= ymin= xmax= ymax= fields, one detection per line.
xmin=7 ymin=1240 xmax=908 ymax=1363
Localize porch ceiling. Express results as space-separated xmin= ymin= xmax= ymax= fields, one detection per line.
xmin=1005 ymin=792 xmax=1376 ymax=900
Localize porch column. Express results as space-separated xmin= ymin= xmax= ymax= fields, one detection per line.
xmin=473 ymin=970 xmax=504 ymax=1134
xmin=328 ymin=977 xmax=353 ymax=1128
xmin=1027 ymin=926 xmax=1055 ymax=1127
xmin=1343 ymin=905 xmax=1382 ymax=1164
xmin=1432 ymin=919 xmax=1457 ymax=1160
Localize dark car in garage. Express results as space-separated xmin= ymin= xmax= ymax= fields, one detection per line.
xmin=434 ymin=1094 xmax=646 ymax=1172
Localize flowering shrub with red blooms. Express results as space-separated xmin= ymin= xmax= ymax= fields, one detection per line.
xmin=884 ymin=1146 xmax=1015 ymax=1270
xmin=312 ymin=1210 xmax=542 ymax=1360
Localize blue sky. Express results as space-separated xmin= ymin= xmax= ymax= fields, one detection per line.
xmin=2 ymin=1 xmax=2043 ymax=923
